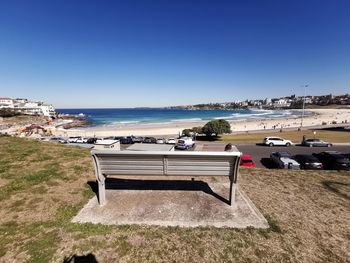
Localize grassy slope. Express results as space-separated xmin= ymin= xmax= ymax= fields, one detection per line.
xmin=0 ymin=137 xmax=349 ymax=263
xmin=0 ymin=115 xmax=45 ymax=126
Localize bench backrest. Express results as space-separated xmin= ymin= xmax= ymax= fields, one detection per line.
xmin=92 ymin=150 xmax=242 ymax=182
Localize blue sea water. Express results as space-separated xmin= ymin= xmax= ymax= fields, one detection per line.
xmin=57 ymin=108 xmax=301 ymax=127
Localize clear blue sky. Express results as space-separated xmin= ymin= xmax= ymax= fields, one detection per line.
xmin=0 ymin=0 xmax=349 ymax=108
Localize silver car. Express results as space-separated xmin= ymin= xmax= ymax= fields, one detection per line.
xmin=302 ymin=139 xmax=332 ymax=147
xmin=270 ymin=151 xmax=300 ymax=169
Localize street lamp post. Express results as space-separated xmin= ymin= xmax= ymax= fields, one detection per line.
xmin=300 ymin=84 xmax=308 ymax=129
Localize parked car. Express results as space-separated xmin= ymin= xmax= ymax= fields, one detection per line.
xmin=270 ymin=151 xmax=300 ymax=169
xmin=132 ymin=137 xmax=144 ymax=143
xmin=50 ymin=137 xmax=67 ymax=144
xmin=156 ymin=138 xmax=165 ymax=144
xmin=143 ymin=137 xmax=157 ymax=144
xmin=313 ymin=151 xmax=350 ymax=170
xmin=76 ymin=137 xmax=88 ymax=143
xmin=166 ymin=138 xmax=176 ymax=144
xmin=293 ymin=154 xmax=323 ymax=170
xmin=119 ymin=137 xmax=134 ymax=144
xmin=302 ymin=139 xmax=332 ymax=147
xmin=103 ymin=136 xmax=124 ymax=141
xmin=240 ymin=155 xmax=255 ymax=168
xmin=67 ymin=136 xmax=81 ymax=143
xmin=175 ymin=137 xmax=195 ymax=150
xmin=263 ymin=137 xmax=293 ymax=147
xmin=86 ymin=137 xmax=98 ymax=144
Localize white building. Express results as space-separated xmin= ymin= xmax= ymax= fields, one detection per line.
xmin=0 ymin=97 xmax=56 ymax=118
xmin=273 ymin=99 xmax=291 ymax=108
xmin=0 ymin=98 xmax=14 ymax=108
xmin=40 ymin=104 xmax=56 ymax=118
xmin=20 ymin=102 xmax=56 ymax=117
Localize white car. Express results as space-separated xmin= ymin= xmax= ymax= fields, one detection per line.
xmin=67 ymin=136 xmax=81 ymax=143
xmin=166 ymin=138 xmax=176 ymax=144
xmin=156 ymin=138 xmax=165 ymax=144
xmin=76 ymin=137 xmax=88 ymax=143
xmin=263 ymin=137 xmax=293 ymax=147
xmin=175 ymin=137 xmax=195 ymax=150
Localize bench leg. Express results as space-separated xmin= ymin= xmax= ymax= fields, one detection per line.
xmin=98 ymin=179 xmax=106 ymax=206
xmin=229 ymin=179 xmax=236 ymax=206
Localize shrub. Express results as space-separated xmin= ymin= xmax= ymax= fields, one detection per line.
xmin=182 ymin=129 xmax=192 ymax=137
xmin=0 ymin=109 xmax=21 ymax=117
xmin=202 ymin=119 xmax=231 ymax=137
xmin=192 ymin=126 xmax=203 ymax=134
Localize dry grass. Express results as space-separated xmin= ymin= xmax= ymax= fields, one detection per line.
xmin=218 ymin=128 xmax=350 ymax=144
xmin=0 ymin=137 xmax=349 ymax=262
xmin=0 ymin=115 xmax=45 ymax=126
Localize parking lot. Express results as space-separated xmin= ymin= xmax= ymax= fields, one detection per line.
xmin=236 ymin=144 xmax=350 ymax=168
xmin=65 ymin=136 xmax=350 ymax=170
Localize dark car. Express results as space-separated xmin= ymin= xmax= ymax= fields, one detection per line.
xmin=119 ymin=136 xmax=134 ymax=144
xmin=50 ymin=137 xmax=67 ymax=144
xmin=86 ymin=137 xmax=98 ymax=144
xmin=103 ymin=136 xmax=124 ymax=141
xmin=313 ymin=151 xmax=350 ymax=170
xmin=132 ymin=136 xmax=144 ymax=143
xmin=270 ymin=151 xmax=300 ymax=169
xmin=143 ymin=137 xmax=157 ymax=143
xmin=302 ymin=139 xmax=332 ymax=147
xmin=293 ymin=154 xmax=323 ymax=170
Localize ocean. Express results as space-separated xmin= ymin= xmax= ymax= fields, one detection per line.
xmin=57 ymin=108 xmax=302 ymax=127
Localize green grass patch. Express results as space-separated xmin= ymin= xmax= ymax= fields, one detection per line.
xmin=0 ymin=136 xmax=349 ymax=262
xmin=24 ymin=230 xmax=60 ymax=263
xmin=0 ymin=163 xmax=66 ymax=201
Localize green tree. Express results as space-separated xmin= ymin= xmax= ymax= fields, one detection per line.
xmin=182 ymin=129 xmax=192 ymax=137
xmin=202 ymin=119 xmax=231 ymax=137
xmin=191 ymin=126 xmax=203 ymax=134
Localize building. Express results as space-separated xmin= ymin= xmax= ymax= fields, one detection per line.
xmin=39 ymin=104 xmax=56 ymax=118
xmin=0 ymin=98 xmax=14 ymax=108
xmin=273 ymin=99 xmax=291 ymax=108
xmin=94 ymin=140 xmax=121 ymax=150
xmin=0 ymin=97 xmax=56 ymax=118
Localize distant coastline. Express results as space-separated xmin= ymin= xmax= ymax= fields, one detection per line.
xmin=56 ymin=108 xmax=304 ymax=129
xmin=51 ymin=108 xmax=350 ymax=137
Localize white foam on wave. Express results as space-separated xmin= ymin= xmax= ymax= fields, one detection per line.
xmin=102 ymin=120 xmax=141 ymax=126
xmin=171 ymin=118 xmax=203 ymax=122
xmin=212 ymin=110 xmax=293 ymax=120
xmin=118 ymin=121 xmax=141 ymax=124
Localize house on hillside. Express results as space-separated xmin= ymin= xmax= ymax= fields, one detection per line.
xmin=0 ymin=98 xmax=15 ymax=108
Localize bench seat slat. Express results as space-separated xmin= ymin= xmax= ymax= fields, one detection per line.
xmin=98 ymin=156 xmax=163 ymax=161
xmin=101 ymin=170 xmax=164 ymax=175
xmin=101 ymin=165 xmax=163 ymax=171
xmin=167 ymin=166 xmax=231 ymax=171
xmin=168 ymin=161 xmax=231 ymax=167
xmin=100 ymin=161 xmax=163 ymax=166
xmin=167 ymin=171 xmax=230 ymax=176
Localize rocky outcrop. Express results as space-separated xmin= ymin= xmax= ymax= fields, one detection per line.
xmin=62 ymin=119 xmax=91 ymax=129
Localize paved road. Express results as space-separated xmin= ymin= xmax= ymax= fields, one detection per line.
xmin=236 ymin=144 xmax=350 ymax=168
xmin=118 ymin=143 xmax=350 ymax=169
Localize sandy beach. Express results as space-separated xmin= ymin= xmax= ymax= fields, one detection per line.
xmin=50 ymin=109 xmax=350 ymax=137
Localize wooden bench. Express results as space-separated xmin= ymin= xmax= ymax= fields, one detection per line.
xmin=91 ymin=150 xmax=242 ymax=206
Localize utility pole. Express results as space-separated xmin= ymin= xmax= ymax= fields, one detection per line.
xmin=300 ymin=84 xmax=308 ymax=128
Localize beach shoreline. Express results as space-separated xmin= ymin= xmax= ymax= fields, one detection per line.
xmin=51 ymin=109 xmax=350 ymax=137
